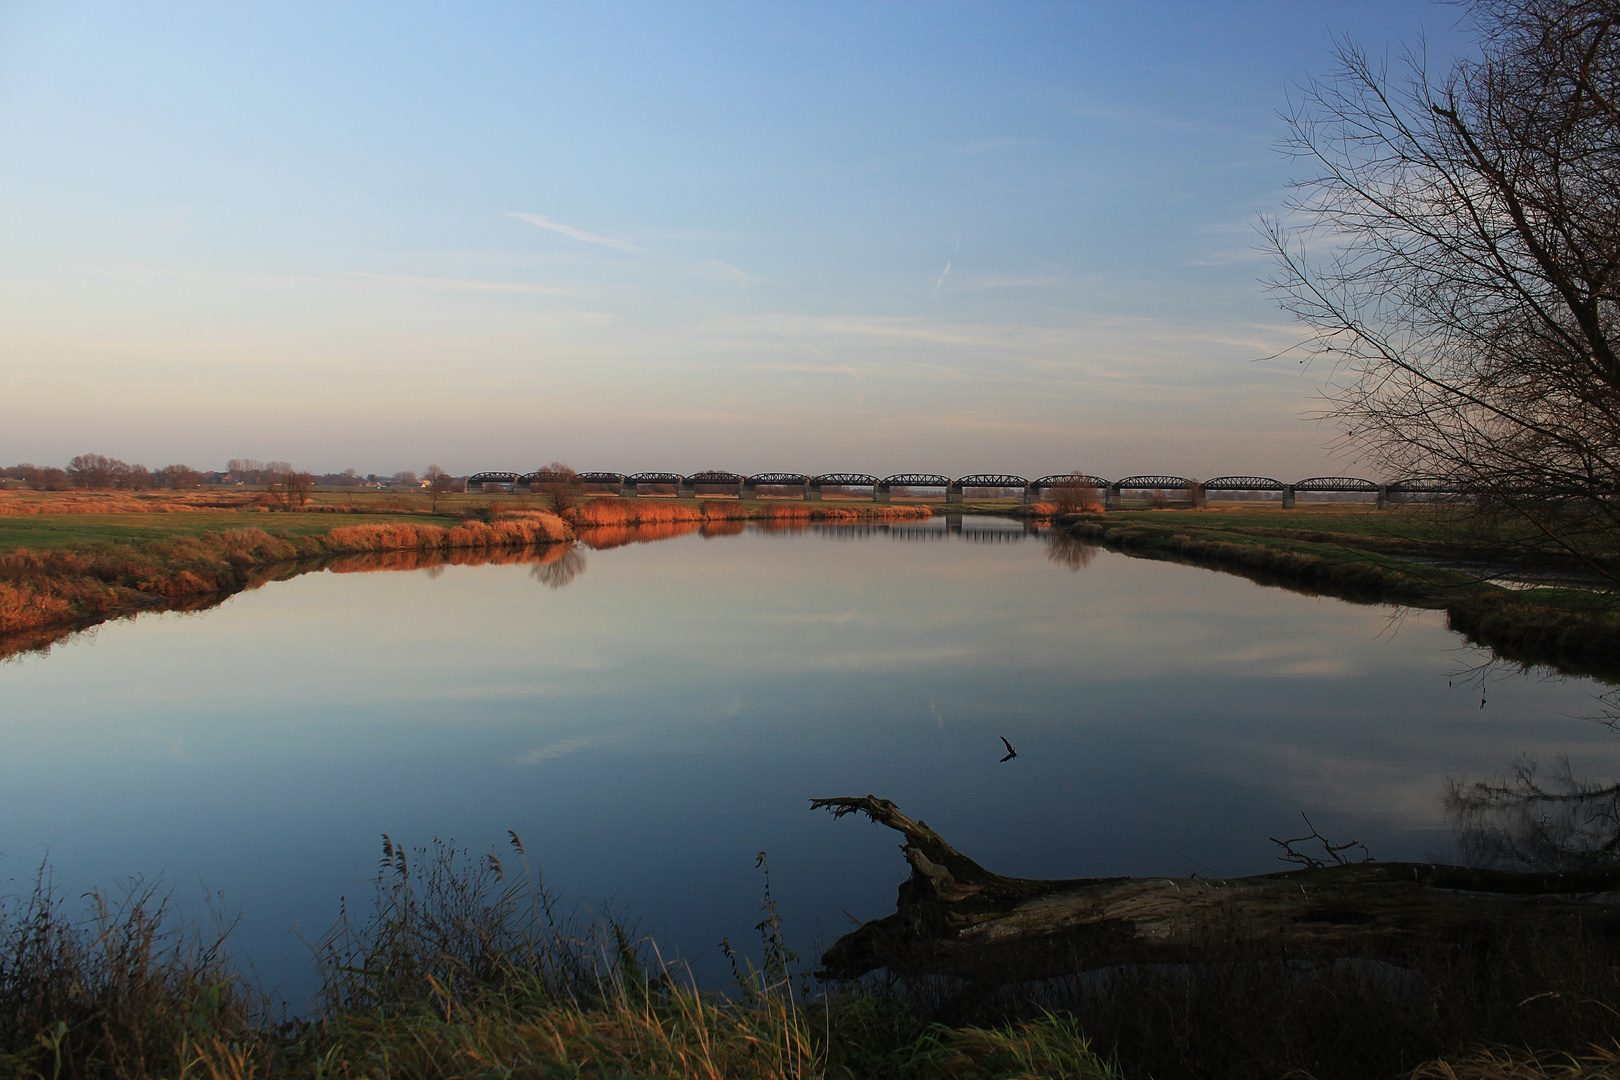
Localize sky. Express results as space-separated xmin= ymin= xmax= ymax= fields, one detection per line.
xmin=0 ymin=1 xmax=1474 ymax=479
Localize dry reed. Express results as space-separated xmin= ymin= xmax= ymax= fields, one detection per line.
xmin=0 ymin=492 xmax=259 ymax=515
xmin=0 ymin=517 xmax=572 ymax=642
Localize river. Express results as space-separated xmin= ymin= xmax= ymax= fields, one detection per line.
xmin=1 ymin=517 xmax=1615 ymax=1004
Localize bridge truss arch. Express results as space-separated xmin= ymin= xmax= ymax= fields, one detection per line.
xmin=749 ymin=472 xmax=809 ymax=486
xmin=468 ymin=471 xmax=518 ymax=486
xmin=685 ymin=470 xmax=746 ymax=485
xmin=626 ymin=472 xmax=684 ymax=485
xmin=1389 ymin=476 xmax=1465 ymax=495
xmin=520 ymin=467 xmax=580 ymax=485
xmin=813 ymin=473 xmax=880 ymax=487
xmin=881 ymin=473 xmax=952 ymax=487
xmin=1203 ymin=475 xmax=1286 ymax=491
xmin=575 ymin=471 xmax=626 ymax=485
xmin=955 ymin=473 xmax=1029 ymax=488
xmin=1031 ymin=474 xmax=1110 ymax=490
xmin=1115 ymin=475 xmax=1195 ymax=490
xmin=1294 ymin=476 xmax=1380 ymax=492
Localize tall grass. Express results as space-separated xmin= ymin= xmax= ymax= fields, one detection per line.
xmin=0 ymin=868 xmax=265 ymax=1080
xmin=0 ymin=842 xmax=835 ymax=1080
xmin=7 ymin=844 xmax=1620 ymax=1079
xmin=0 ymin=492 xmax=259 ymax=516
xmin=0 ymin=516 xmax=572 ymax=642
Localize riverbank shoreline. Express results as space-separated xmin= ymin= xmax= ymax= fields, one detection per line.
xmin=3 ymin=491 xmax=1616 ymax=678
xmin=0 ymin=496 xmax=932 ymax=659
xmin=1041 ymin=508 xmax=1619 ymax=679
xmin=6 ymin=834 xmax=1618 ymax=1080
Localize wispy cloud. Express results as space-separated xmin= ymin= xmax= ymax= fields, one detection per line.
xmin=696 ymin=259 xmax=753 ymax=286
xmin=509 ymin=212 xmax=646 ymax=253
xmin=349 ymin=272 xmax=581 ymax=296
xmin=515 ymin=733 xmax=620 ymax=765
xmin=960 ymin=274 xmax=1064 ymax=291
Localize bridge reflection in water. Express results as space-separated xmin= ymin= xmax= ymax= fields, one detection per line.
xmin=466 ymin=470 xmax=1461 ymax=508
xmin=329 ymin=516 xmax=1069 ymax=595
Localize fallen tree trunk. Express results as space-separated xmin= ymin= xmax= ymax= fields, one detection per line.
xmin=812 ymin=795 xmax=1620 ymax=983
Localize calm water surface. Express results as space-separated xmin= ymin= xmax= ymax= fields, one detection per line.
xmin=2 ymin=518 xmax=1616 ymax=1001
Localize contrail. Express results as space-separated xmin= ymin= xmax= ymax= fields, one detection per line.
xmin=921 ymin=230 xmax=962 ymax=314
xmin=509 ymin=212 xmax=646 ymax=253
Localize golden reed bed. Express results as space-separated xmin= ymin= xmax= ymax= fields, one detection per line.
xmin=0 ymin=490 xmax=260 ymax=514
xmin=0 ymin=499 xmax=932 ymax=655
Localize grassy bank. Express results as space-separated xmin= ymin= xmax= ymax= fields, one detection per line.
xmin=5 ymin=490 xmax=1617 ymax=678
xmin=0 ymin=493 xmax=931 ymax=659
xmin=6 ymin=841 xmax=1620 ymax=1080
xmin=1041 ymin=507 xmax=1620 ymax=680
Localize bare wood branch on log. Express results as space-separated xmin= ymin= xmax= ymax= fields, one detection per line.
xmin=812 ymin=795 xmax=1620 ymax=984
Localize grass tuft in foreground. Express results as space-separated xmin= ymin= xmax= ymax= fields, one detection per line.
xmin=8 ymin=840 xmax=1620 ymax=1079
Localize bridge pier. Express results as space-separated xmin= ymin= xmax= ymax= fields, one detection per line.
xmin=622 ymin=482 xmax=639 ymax=498
xmin=677 ymin=480 xmax=696 ymax=499
xmin=805 ymin=482 xmax=823 ymax=501
xmin=873 ymin=483 xmax=890 ymax=503
xmin=946 ymin=483 xmax=963 ymax=504
xmin=1377 ymin=486 xmax=1389 ymax=510
xmin=1022 ymin=484 xmax=1037 ymax=503
xmin=1105 ymin=483 xmax=1120 ymax=510
xmin=741 ymin=480 xmax=758 ymax=501
xmin=1281 ymin=484 xmax=1295 ymax=509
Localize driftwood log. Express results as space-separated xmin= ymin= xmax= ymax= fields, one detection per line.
xmin=813 ymin=795 xmax=1620 ymax=983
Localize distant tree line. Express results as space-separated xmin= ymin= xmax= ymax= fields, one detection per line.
xmin=1 ymin=455 xmax=205 ymax=490
xmin=0 ymin=455 xmax=464 ymax=495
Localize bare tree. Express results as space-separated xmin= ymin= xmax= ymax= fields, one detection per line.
xmin=265 ymin=466 xmax=313 ymax=510
xmin=531 ymin=462 xmax=581 ymax=514
xmin=1051 ymin=472 xmax=1102 ymax=513
xmin=154 ymin=465 xmax=200 ymax=489
xmin=1269 ymin=0 xmax=1620 ymax=586
xmin=423 ymin=464 xmax=456 ymax=512
xmin=66 ymin=454 xmax=128 ymax=489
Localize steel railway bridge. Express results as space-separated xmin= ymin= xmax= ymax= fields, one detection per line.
xmin=466 ymin=470 xmax=1463 ymax=509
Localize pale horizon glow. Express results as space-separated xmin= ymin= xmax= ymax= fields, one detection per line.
xmin=0 ymin=2 xmax=1471 ymax=478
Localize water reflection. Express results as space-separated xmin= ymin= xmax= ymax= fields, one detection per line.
xmin=581 ymin=521 xmax=703 ymax=550
xmin=1046 ymin=529 xmax=1099 ymax=571
xmin=530 ymin=546 xmax=587 ymax=590
xmin=3 ymin=521 xmax=1619 ymax=1002
xmin=1447 ymin=757 xmax=1620 ymax=872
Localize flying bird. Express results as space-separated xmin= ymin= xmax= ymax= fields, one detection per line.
xmin=999 ymin=736 xmax=1018 ymax=763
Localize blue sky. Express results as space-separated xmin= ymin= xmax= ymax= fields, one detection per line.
xmin=0 ymin=1 xmax=1470 ymax=478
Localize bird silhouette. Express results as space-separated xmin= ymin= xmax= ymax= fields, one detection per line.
xmin=999 ymin=736 xmax=1018 ymax=763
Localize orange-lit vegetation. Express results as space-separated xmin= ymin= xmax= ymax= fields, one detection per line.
xmin=0 ymin=498 xmax=931 ymax=659
xmin=580 ymin=521 xmax=705 ymax=550
xmin=0 ymin=517 xmax=568 ymax=649
xmin=0 ymin=490 xmax=260 ymax=515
